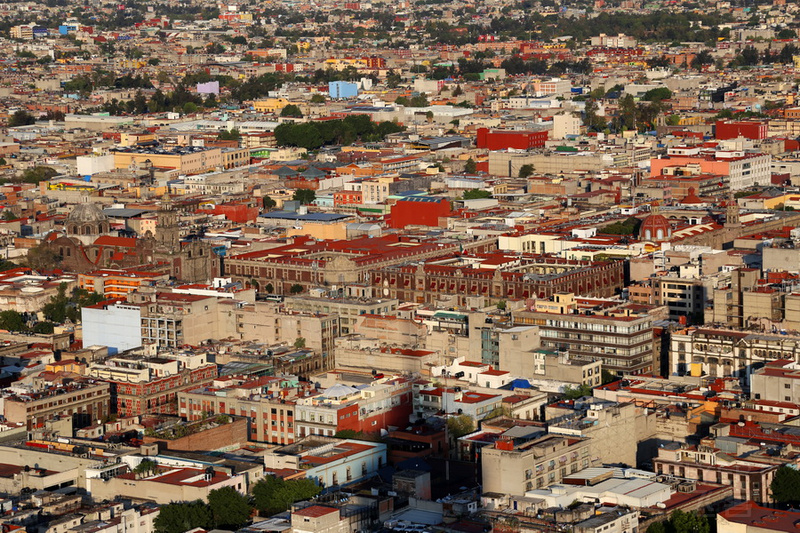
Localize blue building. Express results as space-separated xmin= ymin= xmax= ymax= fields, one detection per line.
xmin=328 ymin=81 xmax=359 ymax=99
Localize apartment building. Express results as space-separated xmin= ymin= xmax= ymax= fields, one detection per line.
xmin=265 ymin=437 xmax=387 ymax=488
xmin=750 ymin=359 xmax=800 ymax=403
xmin=650 ymin=148 xmax=772 ymax=191
xmin=180 ymin=376 xmax=311 ymax=445
xmin=78 ymin=269 xmax=170 ymax=298
xmin=629 ymin=276 xmax=706 ymax=322
xmin=481 ymin=433 xmax=592 ymax=496
xmin=669 ymin=327 xmax=800 ymax=382
xmin=513 ymin=306 xmax=656 ymax=376
xmin=653 ymin=443 xmax=777 ymax=503
xmin=2 ymin=380 xmax=111 ymax=430
xmin=88 ymin=354 xmax=218 ymax=417
xmin=294 ymin=378 xmax=413 ymax=439
xmin=283 ymin=295 xmax=398 ymax=335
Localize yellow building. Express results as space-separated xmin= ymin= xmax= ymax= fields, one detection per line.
xmin=112 ymin=146 xmax=248 ymax=175
xmin=252 ymin=98 xmax=292 ymax=113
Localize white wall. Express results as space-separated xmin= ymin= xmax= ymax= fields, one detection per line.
xmin=77 ymin=154 xmax=115 ymax=176
xmin=81 ymin=303 xmax=142 ymax=354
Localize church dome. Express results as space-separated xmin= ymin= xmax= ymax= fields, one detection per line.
xmin=67 ymin=202 xmax=108 ymax=224
xmin=66 ymin=201 xmax=110 ymax=241
xmin=638 ymin=213 xmax=672 ymax=242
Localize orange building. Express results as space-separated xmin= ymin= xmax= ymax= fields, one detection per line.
xmin=79 ymin=268 xmax=170 ymax=298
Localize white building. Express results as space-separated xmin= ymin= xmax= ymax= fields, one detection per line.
xmin=265 ymin=437 xmax=387 ymax=489
xmin=553 ymin=113 xmax=582 ymax=140
xmin=76 ymin=154 xmax=115 ymax=177
xmin=81 ymin=301 xmax=142 ymax=353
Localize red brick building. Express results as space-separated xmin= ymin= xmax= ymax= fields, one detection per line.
xmin=715 ymin=120 xmax=768 ymax=140
xmin=389 ymin=197 xmax=451 ymax=229
xmin=334 ymin=190 xmax=363 ymax=206
xmin=370 ymin=255 xmax=624 ymax=305
xmin=476 ymin=128 xmax=548 ymax=150
xmin=113 ymin=365 xmax=218 ymax=417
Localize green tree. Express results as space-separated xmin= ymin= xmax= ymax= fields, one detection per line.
xmin=154 ymin=501 xmax=212 ymax=533
xmin=292 ymin=188 xmax=316 ymax=204
xmin=252 ymin=476 xmax=321 ymax=516
xmin=182 ymin=102 xmax=198 ymax=114
xmin=518 ymin=164 xmax=534 ymax=179
xmin=464 ymin=158 xmax=477 ymax=173
xmin=264 ymin=283 xmax=274 ymax=293
xmin=294 ymin=337 xmax=306 ymax=348
xmin=446 ymin=414 xmax=475 ymax=438
xmin=24 ymin=244 xmax=62 ymax=271
xmin=310 ymin=93 xmax=326 ymax=103
xmin=8 ymin=110 xmax=35 ymax=127
xmin=31 ymin=322 xmax=55 ymax=334
xmin=0 ymin=310 xmax=26 ymax=332
xmin=642 ymin=87 xmax=672 ymax=101
xmin=218 ymin=129 xmax=241 ymax=141
xmin=280 ymin=104 xmax=303 ymax=118
xmin=563 ymin=383 xmax=593 ymax=400
xmin=463 ymin=189 xmax=491 ymax=200
xmin=409 ymin=94 xmax=429 ymax=107
xmin=21 ymin=166 xmax=58 ymax=184
xmin=771 ymin=466 xmax=800 ymax=505
xmin=289 ymin=284 xmax=303 ymax=294
xmin=263 ymin=195 xmax=276 ymax=209
xmin=133 ymin=459 xmax=158 ymax=478
xmin=208 ymin=487 xmax=252 ymax=530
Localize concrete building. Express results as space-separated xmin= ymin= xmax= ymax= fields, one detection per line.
xmin=283 ymin=295 xmax=398 ymax=335
xmin=291 ymin=505 xmax=347 ymax=533
xmin=2 ymin=380 xmax=111 ymax=430
xmin=718 ymin=501 xmax=800 ymax=533
xmin=180 ymin=376 xmax=306 ymax=445
xmin=547 ymin=400 xmax=650 ymax=467
xmin=653 ymin=443 xmax=777 ymax=503
xmin=669 ymin=328 xmax=800 ymax=382
xmin=750 ymin=359 xmax=800 ymax=403
xmin=481 ymin=432 xmax=591 ymax=496
xmin=265 ymin=437 xmax=387 ymax=489
xmin=513 ymin=303 xmax=656 ymax=376
xmin=552 ymin=113 xmax=582 ymax=140
xmin=82 ymin=301 xmax=143 ymax=353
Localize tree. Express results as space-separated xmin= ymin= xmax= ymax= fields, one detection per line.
xmin=294 ymin=337 xmax=306 ymax=348
xmin=563 ymin=383 xmax=593 ymax=400
xmin=642 ymin=87 xmax=672 ymax=101
xmin=0 ymin=310 xmax=26 ymax=332
xmin=292 ymin=188 xmax=316 ymax=204
xmin=310 ymin=93 xmax=326 ymax=104
xmin=133 ymin=459 xmax=157 ymax=478
xmin=280 ymin=104 xmax=303 ymax=118
xmin=446 ymin=414 xmax=474 ymax=438
xmin=218 ymin=129 xmax=241 ymax=141
xmin=290 ymin=284 xmax=303 ymax=294
xmin=182 ymin=102 xmax=198 ymax=114
xmin=263 ymin=195 xmax=276 ymax=209
xmin=154 ymin=501 xmax=212 ymax=533
xmin=264 ymin=283 xmax=274 ymax=293
xmin=8 ymin=110 xmax=35 ymax=127
xmin=31 ymin=322 xmax=55 ymax=334
xmin=771 ymin=466 xmax=800 ymax=505
xmin=24 ymin=244 xmax=61 ymax=271
xmin=518 ymin=164 xmax=534 ymax=179
xmin=409 ymin=94 xmax=429 ymax=107
xmin=463 ymin=189 xmax=492 ymax=200
xmin=21 ymin=166 xmax=58 ymax=184
xmin=464 ymin=158 xmax=477 ymax=173
xmin=208 ymin=487 xmax=252 ymax=530
xmin=252 ymin=476 xmax=321 ymax=516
